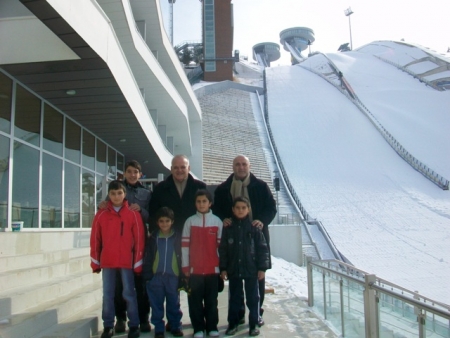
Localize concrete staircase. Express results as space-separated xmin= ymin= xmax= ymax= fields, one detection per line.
xmin=0 ymin=231 xmax=102 ymax=338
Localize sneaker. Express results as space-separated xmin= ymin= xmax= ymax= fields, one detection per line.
xmin=171 ymin=329 xmax=184 ymax=337
xmin=208 ymin=330 xmax=219 ymax=337
xmin=140 ymin=321 xmax=151 ymax=332
xmin=193 ymin=331 xmax=204 ymax=338
xmin=257 ymin=317 xmax=265 ymax=327
xmin=249 ymin=328 xmax=260 ymax=336
xmin=101 ymin=327 xmax=113 ymax=338
xmin=155 ymin=332 xmax=165 ymax=338
xmin=128 ymin=326 xmax=140 ymax=338
xmin=225 ymin=325 xmax=237 ymax=336
xmin=115 ymin=318 xmax=126 ymax=333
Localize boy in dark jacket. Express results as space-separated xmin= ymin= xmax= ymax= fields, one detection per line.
xmin=142 ymin=207 xmax=184 ymax=338
xmin=219 ymin=197 xmax=270 ymax=337
xmin=90 ymin=180 xmax=145 ymax=338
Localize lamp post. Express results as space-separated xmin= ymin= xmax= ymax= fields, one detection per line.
xmin=168 ymin=0 xmax=176 ymax=45
xmin=344 ymin=7 xmax=354 ymax=50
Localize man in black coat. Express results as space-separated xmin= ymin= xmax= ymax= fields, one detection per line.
xmin=213 ymin=155 xmax=276 ymax=326
xmin=148 ymin=155 xmax=206 ymax=233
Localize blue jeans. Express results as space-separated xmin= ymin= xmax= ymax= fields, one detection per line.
xmin=146 ymin=274 xmax=183 ymax=333
xmin=102 ymin=268 xmax=139 ymax=328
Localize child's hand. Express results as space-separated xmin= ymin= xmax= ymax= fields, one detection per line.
xmin=93 ymin=268 xmax=101 ymax=274
xmin=220 ymin=271 xmax=228 ymax=280
xmin=258 ymin=271 xmax=265 ymax=281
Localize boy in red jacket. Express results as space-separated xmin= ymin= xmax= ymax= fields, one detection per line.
xmin=90 ymin=180 xmax=145 ymax=338
xmin=182 ymin=190 xmax=223 ymax=338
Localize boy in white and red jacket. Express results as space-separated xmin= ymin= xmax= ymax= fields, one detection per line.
xmin=181 ymin=189 xmax=223 ymax=338
xmin=90 ymin=180 xmax=145 ymax=338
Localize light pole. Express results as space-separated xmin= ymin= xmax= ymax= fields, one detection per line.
xmin=168 ymin=0 xmax=176 ymax=45
xmin=344 ymin=7 xmax=354 ymax=50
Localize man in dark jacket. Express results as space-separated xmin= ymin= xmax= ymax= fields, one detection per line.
xmin=148 ymin=154 xmax=206 ymax=234
xmin=213 ymin=155 xmax=276 ymax=326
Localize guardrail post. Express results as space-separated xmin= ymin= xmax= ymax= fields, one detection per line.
xmin=306 ymin=256 xmax=314 ymax=307
xmin=364 ymin=274 xmax=379 ymax=338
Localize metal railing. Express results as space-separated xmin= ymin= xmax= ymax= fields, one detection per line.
xmin=307 ymin=258 xmax=450 ymax=338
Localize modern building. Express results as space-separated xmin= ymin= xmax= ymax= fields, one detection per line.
xmin=201 ymin=0 xmax=235 ymax=81
xmin=0 ymin=0 xmax=202 ymax=232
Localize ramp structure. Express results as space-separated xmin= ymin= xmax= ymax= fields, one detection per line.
xmin=252 ymin=42 xmax=280 ymax=67
xmin=280 ymin=27 xmax=315 ymax=63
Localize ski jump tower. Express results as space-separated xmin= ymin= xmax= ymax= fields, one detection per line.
xmin=280 ymin=27 xmax=315 ymax=63
xmin=252 ymin=42 xmax=280 ymax=67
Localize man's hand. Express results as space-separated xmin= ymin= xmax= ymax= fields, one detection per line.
xmin=98 ymin=201 xmax=108 ymax=210
xmin=129 ymin=203 xmax=141 ymax=212
xmin=223 ymin=218 xmax=232 ymax=227
xmin=252 ymin=219 xmax=263 ymax=230
xmin=220 ymin=271 xmax=228 ymax=280
xmin=258 ymin=271 xmax=265 ymax=281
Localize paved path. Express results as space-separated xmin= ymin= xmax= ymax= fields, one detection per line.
xmin=94 ymin=283 xmax=337 ymax=337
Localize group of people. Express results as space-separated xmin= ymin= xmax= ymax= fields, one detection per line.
xmin=90 ymin=155 xmax=277 ymax=338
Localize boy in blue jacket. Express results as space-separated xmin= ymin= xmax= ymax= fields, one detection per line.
xmin=142 ymin=207 xmax=184 ymax=338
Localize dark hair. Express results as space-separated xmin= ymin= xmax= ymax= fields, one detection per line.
xmin=155 ymin=207 xmax=175 ymax=222
xmin=195 ymin=189 xmax=213 ymax=203
xmin=125 ymin=160 xmax=142 ymax=172
xmin=108 ymin=180 xmax=126 ymax=193
xmin=232 ymin=196 xmax=250 ymax=208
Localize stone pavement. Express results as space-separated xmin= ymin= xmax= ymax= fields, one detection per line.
xmin=93 ymin=283 xmax=338 ymax=338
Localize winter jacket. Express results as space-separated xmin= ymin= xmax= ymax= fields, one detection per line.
xmin=219 ymin=216 xmax=270 ymax=278
xmin=90 ymin=200 xmax=145 ymax=273
xmin=213 ymin=172 xmax=276 ymax=245
xmin=148 ymin=174 xmax=206 ymax=233
xmin=142 ymin=229 xmax=182 ymax=282
xmin=123 ymin=180 xmax=151 ymax=224
xmin=181 ymin=210 xmax=223 ymax=275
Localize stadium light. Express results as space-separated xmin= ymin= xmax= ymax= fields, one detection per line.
xmin=344 ymin=7 xmax=354 ymax=50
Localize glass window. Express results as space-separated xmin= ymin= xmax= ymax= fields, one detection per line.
xmin=82 ymin=130 xmax=95 ymax=170
xmin=0 ymin=72 xmax=12 ymax=134
xmin=107 ymin=147 xmax=116 ymax=181
xmin=82 ymin=169 xmax=95 ymax=228
xmin=43 ymin=104 xmax=63 ymax=156
xmin=14 ymin=85 xmax=41 ymax=147
xmin=117 ymin=153 xmax=124 ymax=179
xmin=96 ymin=174 xmax=107 ymax=207
xmin=96 ymin=140 xmax=107 ymax=175
xmin=64 ymin=162 xmax=80 ymax=228
xmin=42 ymin=154 xmax=62 ymax=228
xmin=0 ymin=135 xmax=9 ymax=229
xmin=12 ymin=141 xmax=39 ymax=228
xmin=65 ymin=118 xmax=81 ymax=163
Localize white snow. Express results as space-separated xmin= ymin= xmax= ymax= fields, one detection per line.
xmin=265 ymin=42 xmax=450 ymax=305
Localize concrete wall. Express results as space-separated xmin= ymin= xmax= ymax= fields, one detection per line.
xmin=269 ymin=225 xmax=303 ymax=266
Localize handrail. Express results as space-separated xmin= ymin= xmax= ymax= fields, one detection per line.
xmin=300 ymin=56 xmax=449 ymax=190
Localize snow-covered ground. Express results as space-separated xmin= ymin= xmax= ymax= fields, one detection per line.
xmin=265 ymin=42 xmax=450 ymax=305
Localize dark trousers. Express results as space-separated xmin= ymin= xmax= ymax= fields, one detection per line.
xmin=188 ymin=274 xmax=219 ymax=333
xmin=115 ymin=271 xmax=150 ymax=323
xmin=228 ymin=276 xmax=260 ymax=328
xmin=238 ymin=278 xmax=265 ymax=319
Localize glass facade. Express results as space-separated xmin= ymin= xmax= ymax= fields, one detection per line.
xmin=0 ymin=70 xmax=124 ymax=230
xmin=204 ymin=0 xmax=216 ymax=72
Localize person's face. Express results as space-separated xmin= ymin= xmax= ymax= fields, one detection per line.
xmin=196 ymin=195 xmax=212 ymax=214
xmin=124 ymin=166 xmax=141 ymax=185
xmin=233 ymin=156 xmax=250 ymax=180
xmin=232 ymin=201 xmax=250 ymax=219
xmin=171 ymin=157 xmax=190 ymax=182
xmin=157 ymin=216 xmax=173 ymax=235
xmin=108 ymin=189 xmax=126 ymax=207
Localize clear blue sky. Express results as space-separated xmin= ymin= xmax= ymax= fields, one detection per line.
xmin=159 ymin=0 xmax=450 ymax=65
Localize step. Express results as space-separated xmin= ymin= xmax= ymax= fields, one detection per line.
xmin=0 ymin=279 xmax=102 ymax=338
xmin=0 ymin=254 xmax=91 ymax=293
xmin=0 ymin=269 xmax=97 ymax=318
